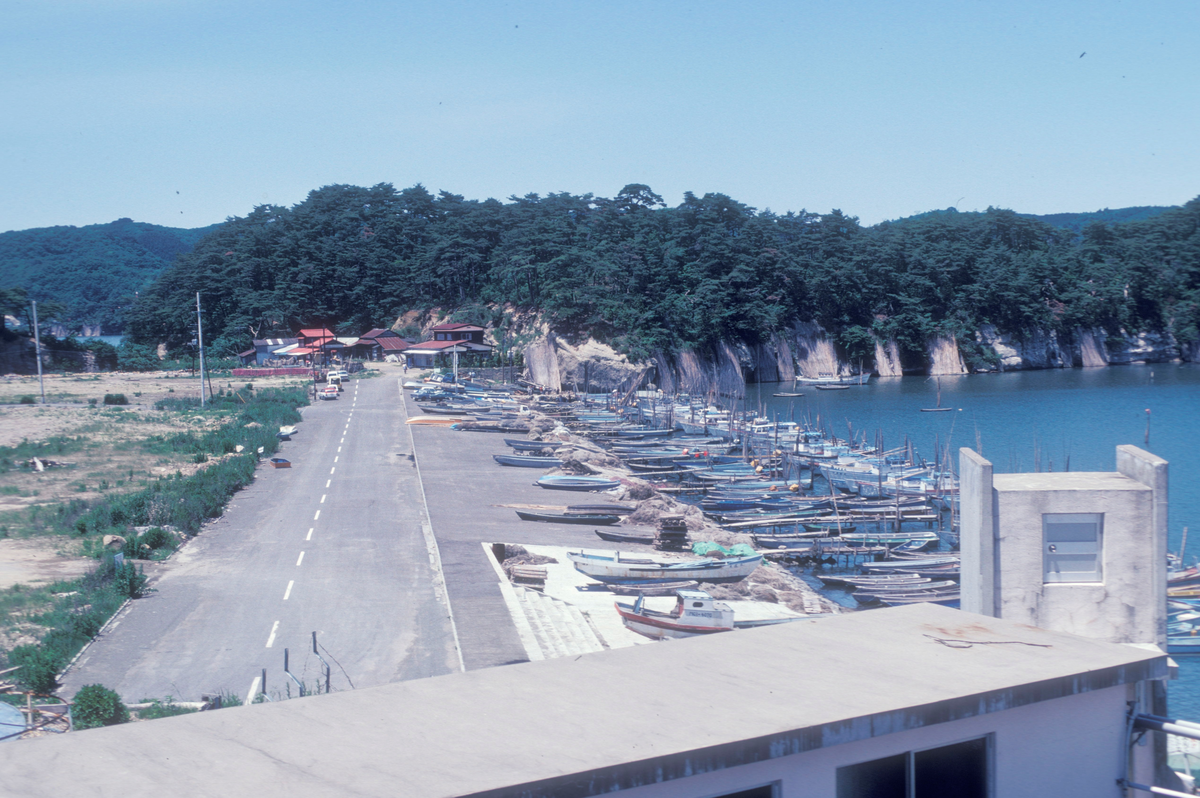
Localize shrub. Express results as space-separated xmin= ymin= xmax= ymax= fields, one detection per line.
xmin=18 ymin=395 xmax=35 ymax=405
xmin=112 ymin=560 xmax=153 ymax=598
xmin=102 ymin=394 xmax=128 ymax=406
xmin=137 ymin=698 xmax=198 ymax=720
xmin=72 ymin=684 xmax=129 ymax=729
xmin=88 ymin=398 xmax=97 ymax=406
xmin=8 ymin=643 xmax=66 ymax=694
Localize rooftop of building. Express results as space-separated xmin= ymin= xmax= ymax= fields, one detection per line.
xmin=0 ymin=603 xmax=1165 ymax=798
xmin=993 ymin=470 xmax=1153 ymax=492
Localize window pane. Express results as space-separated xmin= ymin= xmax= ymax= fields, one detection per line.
xmin=914 ymin=737 xmax=988 ymax=798
xmin=1045 ymin=522 xmax=1099 ymax=543
xmin=837 ymin=753 xmax=907 ymax=798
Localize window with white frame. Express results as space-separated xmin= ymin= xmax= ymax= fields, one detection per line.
xmin=836 ymin=736 xmax=990 ymax=798
xmin=1043 ymin=513 xmax=1103 ymax=583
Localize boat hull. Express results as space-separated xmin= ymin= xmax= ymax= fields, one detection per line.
xmin=569 ymin=551 xmax=762 ymax=584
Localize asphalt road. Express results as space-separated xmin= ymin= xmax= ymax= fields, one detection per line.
xmin=61 ymin=372 xmax=459 ymax=702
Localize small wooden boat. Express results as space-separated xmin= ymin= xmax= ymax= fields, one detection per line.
xmin=504 ymin=438 xmax=555 ymax=452
xmin=269 ymin=457 xmax=291 ymax=468
xmin=406 ymin=416 xmax=459 ymax=426
xmin=536 ymin=475 xmax=622 ymax=492
xmin=608 ymin=580 xmax=699 ymax=596
xmin=772 ymin=392 xmax=805 ymax=397
xmin=494 ymin=454 xmax=562 ymax=468
xmin=815 ymin=384 xmax=850 ymax=391
xmin=816 ymin=573 xmax=930 ymax=589
xmin=516 ymin=510 xmax=620 ymax=525
xmin=615 ymin=590 xmax=735 ymax=639
xmin=569 ymin=503 xmax=636 ymax=515
xmin=853 ymin=580 xmax=958 ymax=604
xmin=921 ymin=377 xmax=955 ymax=412
xmin=568 ymin=550 xmax=762 ymax=584
xmin=595 ymin=529 xmax=656 ymax=544
xmin=417 ymin=404 xmax=473 ymax=415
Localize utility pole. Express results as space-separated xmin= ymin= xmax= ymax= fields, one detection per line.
xmin=196 ymin=292 xmax=206 ymax=409
xmin=31 ymin=300 xmax=45 ymax=405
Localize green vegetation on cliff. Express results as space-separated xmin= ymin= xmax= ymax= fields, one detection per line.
xmin=122 ymin=184 xmax=1200 ymax=365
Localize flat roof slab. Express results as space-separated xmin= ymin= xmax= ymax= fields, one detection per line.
xmin=0 ymin=603 xmax=1166 ymax=798
xmin=993 ymin=471 xmax=1151 ymax=492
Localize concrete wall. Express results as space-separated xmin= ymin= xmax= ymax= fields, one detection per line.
xmin=960 ymin=448 xmax=995 ymax=616
xmin=616 ymin=685 xmax=1140 ymax=798
xmin=959 ymin=446 xmax=1166 ymax=648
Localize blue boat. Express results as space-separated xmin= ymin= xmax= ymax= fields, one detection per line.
xmin=536 ymin=475 xmax=622 ymax=491
xmin=493 ymin=454 xmax=562 ymax=468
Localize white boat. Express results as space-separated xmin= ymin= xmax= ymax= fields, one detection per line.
xmin=615 ymin=590 xmax=734 ymax=639
xmin=567 ymin=550 xmax=762 ymax=584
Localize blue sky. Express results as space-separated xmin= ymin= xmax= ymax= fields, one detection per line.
xmin=3 ymin=0 xmax=1197 ymax=233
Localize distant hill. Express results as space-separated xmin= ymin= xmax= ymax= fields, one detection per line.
xmin=888 ymin=205 xmax=1174 ymax=235
xmin=0 ymin=218 xmax=223 ymax=334
xmin=1025 ymin=206 xmax=1173 ymax=234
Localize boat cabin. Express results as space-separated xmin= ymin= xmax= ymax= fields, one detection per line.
xmin=669 ymin=590 xmax=735 ymax=628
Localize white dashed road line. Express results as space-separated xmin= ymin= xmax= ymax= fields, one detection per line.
xmin=265 ymin=621 xmax=279 ymax=648
xmin=306 ymin=528 xmax=314 ymax=541
xmin=296 ymin=551 xmax=305 ymax=566
xmin=283 ymin=580 xmax=294 ymax=600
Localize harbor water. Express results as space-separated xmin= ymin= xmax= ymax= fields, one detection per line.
xmin=740 ymin=363 xmax=1200 ymax=716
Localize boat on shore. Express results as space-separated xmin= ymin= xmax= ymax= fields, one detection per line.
xmin=568 ymin=549 xmax=762 ymax=584
xmin=608 ymin=580 xmax=699 ymax=596
xmin=515 ymin=510 xmax=620 ymax=525
xmin=615 ymin=590 xmax=734 ymax=639
xmin=493 ymin=454 xmax=562 ymax=468
xmin=595 ymin=529 xmax=656 ymax=545
xmin=536 ymin=475 xmax=622 ymax=491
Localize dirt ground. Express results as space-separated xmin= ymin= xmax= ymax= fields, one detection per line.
xmin=0 ymin=538 xmax=93 ymax=591
xmin=0 ymin=370 xmax=311 ymax=586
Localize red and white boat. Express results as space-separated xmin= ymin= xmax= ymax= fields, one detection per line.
xmin=615 ymin=590 xmax=735 ymax=640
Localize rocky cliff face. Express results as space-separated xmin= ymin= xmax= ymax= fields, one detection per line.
xmin=521 ymin=321 xmax=1194 ymax=396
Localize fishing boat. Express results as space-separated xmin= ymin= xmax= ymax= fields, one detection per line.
xmin=608 ymin=580 xmax=700 ymax=596
xmin=568 ymin=549 xmax=763 ymax=584
xmin=504 ymin=438 xmax=556 ymax=452
xmin=816 ymin=573 xmax=930 ymax=589
xmin=815 ymin=384 xmax=850 ymax=391
xmin=515 ymin=510 xmax=620 ymax=525
xmin=595 ymin=529 xmax=656 ymax=544
xmin=877 ymin=587 xmax=961 ymax=607
xmin=772 ymin=392 xmax=805 ymax=398
xmin=615 ymin=590 xmax=734 ymax=639
xmin=569 ymin=503 xmax=636 ymax=515
xmin=853 ymin=580 xmax=959 ymax=604
xmin=493 ymin=454 xmax=563 ymax=468
xmin=536 ymin=475 xmax=622 ymax=491
xmin=406 ymin=416 xmax=459 ymax=426
xmin=837 ymin=530 xmax=940 ymax=548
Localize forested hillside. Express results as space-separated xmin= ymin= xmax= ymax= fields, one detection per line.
xmin=0 ymin=218 xmax=220 ymax=333
xmin=123 ymin=183 xmax=1200 ymax=367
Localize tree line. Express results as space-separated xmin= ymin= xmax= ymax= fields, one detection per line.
xmin=121 ymin=183 xmax=1200 ymax=369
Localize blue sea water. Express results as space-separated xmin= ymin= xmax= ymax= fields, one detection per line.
xmin=745 ymin=363 xmax=1200 ymax=717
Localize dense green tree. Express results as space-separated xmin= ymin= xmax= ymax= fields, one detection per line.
xmin=118 ymin=184 xmax=1200 ymax=370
